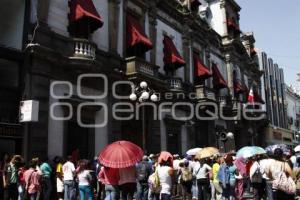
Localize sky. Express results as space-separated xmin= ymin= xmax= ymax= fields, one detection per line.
xmin=236 ymin=0 xmax=300 ymax=88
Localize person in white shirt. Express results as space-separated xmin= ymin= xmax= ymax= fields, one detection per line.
xmin=157 ymin=160 xmax=173 ymax=200
xmin=193 ymin=159 xmax=212 ymax=200
xmin=62 ymin=156 xmax=76 ymax=200
xmin=77 ymin=160 xmax=93 ymax=200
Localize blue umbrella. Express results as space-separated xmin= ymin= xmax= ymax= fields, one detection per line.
xmin=236 ymin=146 xmax=257 ymax=158
xmin=265 ymin=144 xmax=291 ymax=155
xmin=252 ymin=146 xmax=267 ymax=155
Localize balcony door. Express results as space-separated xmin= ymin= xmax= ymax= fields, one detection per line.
xmin=166 ymin=122 xmax=182 ymax=154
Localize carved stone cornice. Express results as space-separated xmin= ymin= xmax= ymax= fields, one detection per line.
xmin=220 ymin=0 xmax=226 ymax=8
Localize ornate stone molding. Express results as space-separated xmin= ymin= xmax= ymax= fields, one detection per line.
xmin=220 ymin=0 xmax=226 ymax=8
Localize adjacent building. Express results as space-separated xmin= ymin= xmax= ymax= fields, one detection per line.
xmin=285 ymin=85 xmax=300 ymax=145
xmin=258 ymin=51 xmax=295 ymax=147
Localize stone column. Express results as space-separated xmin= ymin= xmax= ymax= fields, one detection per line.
xmin=148 ymin=1 xmax=157 ymax=65
xmin=225 ymin=54 xmax=234 ymax=97
xmin=160 ymin=114 xmax=167 ymax=151
xmin=182 ymin=23 xmax=192 ymax=83
xmin=181 ymin=125 xmax=188 ymax=155
xmin=220 ymin=0 xmax=228 ymax=37
xmin=108 ymin=0 xmax=121 ymax=54
xmin=205 ymin=48 xmax=211 ymax=87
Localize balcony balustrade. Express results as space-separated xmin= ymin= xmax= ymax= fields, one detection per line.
xmin=166 ymin=77 xmax=183 ymax=91
xmin=72 ymin=38 xmax=97 ymax=60
xmin=125 ymin=56 xmax=159 ymax=77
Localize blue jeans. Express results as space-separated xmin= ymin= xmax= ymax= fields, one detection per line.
xmin=105 ymin=184 xmax=120 ymax=200
xmin=18 ymin=184 xmax=24 ymax=200
xmin=136 ymin=182 xmax=148 ymax=200
xmin=64 ymin=180 xmax=76 ymax=200
xmin=41 ymin=177 xmax=52 ymax=200
xmin=266 ymin=180 xmax=273 ymax=200
xmin=221 ymin=184 xmax=235 ymax=200
xmin=79 ymin=185 xmax=93 ymax=200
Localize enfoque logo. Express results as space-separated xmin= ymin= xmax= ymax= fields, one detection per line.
xmin=50 ymin=74 xmax=266 ymax=128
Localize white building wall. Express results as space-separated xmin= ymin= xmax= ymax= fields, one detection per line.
xmin=156 ymin=20 xmax=184 ymax=80
xmin=47 ymin=0 xmax=69 ymax=37
xmin=207 ymin=1 xmax=226 ymax=37
xmin=92 ymin=0 xmax=109 ymax=52
xmin=286 ymin=93 xmax=297 ymax=132
xmin=0 ymin=0 xmax=25 ymax=50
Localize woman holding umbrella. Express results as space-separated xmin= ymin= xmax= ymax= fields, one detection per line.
xmin=194 ymin=148 xmax=217 ymax=200
xmin=98 ymin=166 xmax=120 ymax=200
xmin=98 ymin=141 xmax=144 ymax=200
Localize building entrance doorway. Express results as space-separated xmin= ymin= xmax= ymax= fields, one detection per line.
xmin=65 ymin=121 xmax=94 ymax=159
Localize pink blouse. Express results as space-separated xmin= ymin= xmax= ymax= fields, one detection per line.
xmin=24 ymin=168 xmax=41 ymax=194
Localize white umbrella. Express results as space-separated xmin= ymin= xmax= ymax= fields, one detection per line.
xmin=294 ymin=145 xmax=300 ymax=152
xmin=186 ymin=148 xmax=202 ymax=156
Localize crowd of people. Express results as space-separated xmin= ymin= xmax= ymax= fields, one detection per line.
xmin=1 ymin=147 xmax=300 ymax=200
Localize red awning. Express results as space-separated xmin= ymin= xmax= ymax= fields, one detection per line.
xmin=193 ymin=54 xmax=212 ymax=79
xmin=126 ymin=15 xmax=153 ymax=53
xmin=212 ymin=63 xmax=227 ymax=89
xmin=163 ymin=35 xmax=186 ymax=70
xmin=234 ymin=80 xmax=245 ymax=94
xmin=69 ymin=0 xmax=103 ymax=34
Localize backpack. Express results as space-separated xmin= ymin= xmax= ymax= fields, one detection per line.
xmin=272 ymin=164 xmax=296 ymax=195
xmin=251 ymin=163 xmax=262 ymax=184
xmin=148 ymin=169 xmax=161 ymax=193
xmin=181 ymin=168 xmax=193 ymax=182
xmin=137 ymin=162 xmax=149 ymax=182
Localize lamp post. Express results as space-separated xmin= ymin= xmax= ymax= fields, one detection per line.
xmin=217 ymin=131 xmax=234 ymax=152
xmin=129 ymin=81 xmax=158 ymax=154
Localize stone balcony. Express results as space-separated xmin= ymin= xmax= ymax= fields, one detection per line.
xmin=195 ymin=85 xmax=216 ymax=102
xmin=166 ymin=77 xmax=183 ymax=91
xmin=125 ymin=56 xmax=159 ymax=78
xmin=72 ymin=38 xmax=97 ymax=60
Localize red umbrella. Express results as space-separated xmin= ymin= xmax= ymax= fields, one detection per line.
xmin=158 ymin=151 xmax=173 ymax=166
xmin=98 ymin=140 xmax=143 ymax=168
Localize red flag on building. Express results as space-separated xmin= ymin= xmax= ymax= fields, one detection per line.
xmin=247 ymin=88 xmax=254 ymax=104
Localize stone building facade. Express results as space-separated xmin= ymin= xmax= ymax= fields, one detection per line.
xmin=0 ymin=0 xmax=265 ymax=160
